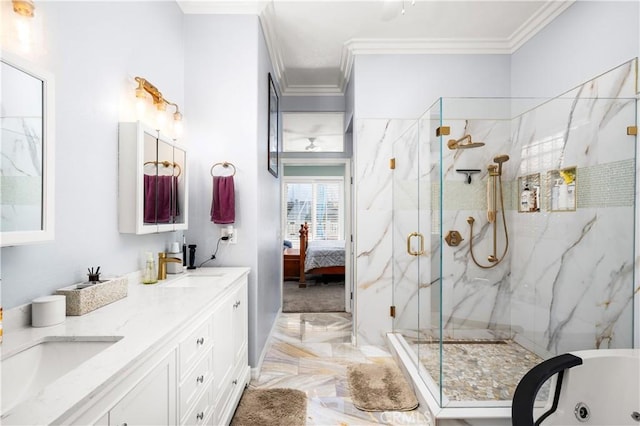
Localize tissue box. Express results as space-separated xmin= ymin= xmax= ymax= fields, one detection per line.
xmin=56 ymin=276 xmax=128 ymax=316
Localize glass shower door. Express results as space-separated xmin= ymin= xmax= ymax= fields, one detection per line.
xmin=392 ymin=102 xmax=441 ymax=405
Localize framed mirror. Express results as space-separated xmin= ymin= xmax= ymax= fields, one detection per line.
xmin=1 ymin=53 xmax=55 ymax=246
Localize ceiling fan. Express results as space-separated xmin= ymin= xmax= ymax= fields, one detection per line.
xmin=305 ymin=137 xmax=320 ymax=152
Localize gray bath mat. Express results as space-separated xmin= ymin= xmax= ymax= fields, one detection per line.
xmin=230 ymin=388 xmax=306 ymax=426
xmin=347 ymin=363 xmax=419 ymax=411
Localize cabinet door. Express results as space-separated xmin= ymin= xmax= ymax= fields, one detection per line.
xmin=109 ymin=351 xmax=176 ymax=426
xmin=232 ymin=284 xmax=248 ymax=362
xmin=212 ymin=296 xmax=234 ymax=398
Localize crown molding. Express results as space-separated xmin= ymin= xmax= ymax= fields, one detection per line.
xmin=257 ymin=0 xmax=576 ymax=97
xmin=509 ymin=0 xmax=575 ymax=52
xmin=259 ymin=4 xmax=286 ymax=85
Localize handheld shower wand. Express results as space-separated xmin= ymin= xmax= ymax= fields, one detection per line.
xmin=493 ymin=154 xmax=510 ymax=176
xmin=467 ymin=154 xmax=510 ymax=269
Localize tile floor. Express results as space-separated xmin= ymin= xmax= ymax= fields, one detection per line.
xmin=250 ymin=312 xmax=431 ymax=425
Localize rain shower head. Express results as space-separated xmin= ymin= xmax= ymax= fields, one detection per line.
xmin=447 ymin=134 xmax=485 ymax=150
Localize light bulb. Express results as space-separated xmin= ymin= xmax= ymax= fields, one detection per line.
xmin=173 ymin=119 xmax=183 ymax=138
xmin=15 ymin=15 xmax=31 ymax=53
xmin=135 ymin=96 xmax=146 ymax=116
xmin=156 ymin=110 xmax=167 ymax=130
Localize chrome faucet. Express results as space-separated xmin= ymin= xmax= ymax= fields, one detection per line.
xmin=158 ymin=252 xmax=182 ymax=280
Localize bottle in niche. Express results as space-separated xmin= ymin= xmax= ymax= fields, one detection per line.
xmin=520 ymin=183 xmax=531 ymax=212
xmin=528 ymin=186 xmax=538 ymax=212
xmin=142 ymin=252 xmax=158 ymax=284
xmin=551 ymin=179 xmax=561 ymax=210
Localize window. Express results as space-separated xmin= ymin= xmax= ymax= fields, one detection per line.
xmin=284 ymin=178 xmax=344 ymax=248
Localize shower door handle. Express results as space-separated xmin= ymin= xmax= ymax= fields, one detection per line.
xmin=407 ymin=232 xmax=425 ymax=256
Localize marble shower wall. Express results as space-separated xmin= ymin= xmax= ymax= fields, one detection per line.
xmin=355 ymin=119 xmax=415 ymax=345
xmin=509 ymin=59 xmax=638 ymax=355
xmin=355 ymin=59 xmax=638 ymax=353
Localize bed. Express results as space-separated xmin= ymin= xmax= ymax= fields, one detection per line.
xmin=298 ymin=223 xmax=345 ymax=288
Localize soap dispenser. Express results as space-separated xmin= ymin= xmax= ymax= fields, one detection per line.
xmin=142 ymin=252 xmax=158 ymax=284
xmin=520 ymin=183 xmax=531 ymax=212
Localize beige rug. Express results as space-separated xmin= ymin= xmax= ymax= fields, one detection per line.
xmin=230 ymin=388 xmax=306 ymax=426
xmin=347 ymin=363 xmax=419 ymax=412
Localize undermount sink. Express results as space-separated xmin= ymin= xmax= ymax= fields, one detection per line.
xmin=161 ymin=275 xmax=223 ymax=288
xmin=1 ymin=336 xmax=123 ymax=413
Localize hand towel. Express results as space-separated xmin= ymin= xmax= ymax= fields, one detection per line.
xmin=144 ymin=175 xmax=175 ymax=223
xmin=143 ymin=174 xmax=157 ymax=223
xmin=211 ymin=175 xmax=235 ymax=224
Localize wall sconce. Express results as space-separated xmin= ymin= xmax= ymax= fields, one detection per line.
xmin=12 ymin=0 xmax=35 ymax=52
xmin=12 ymin=0 xmax=34 ymax=17
xmin=134 ymin=76 xmax=183 ymax=135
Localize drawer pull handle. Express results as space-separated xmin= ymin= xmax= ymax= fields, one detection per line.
xmin=197 ymin=375 xmax=204 ymax=383
xmin=233 ymin=301 xmax=239 ymax=308
xmin=196 ymin=412 xmax=204 ymax=421
xmin=196 ymin=337 xmax=205 ymax=345
xmin=232 ymin=379 xmax=238 ymax=385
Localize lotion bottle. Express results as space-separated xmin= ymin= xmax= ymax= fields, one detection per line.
xmin=142 ymin=252 xmax=158 ymax=284
xmin=520 ymin=183 xmax=531 ymax=212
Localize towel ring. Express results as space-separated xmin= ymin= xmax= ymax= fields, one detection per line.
xmin=144 ymin=160 xmax=182 ymax=177
xmin=211 ymin=161 xmax=236 ymax=177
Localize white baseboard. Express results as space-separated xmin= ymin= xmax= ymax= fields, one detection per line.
xmin=251 ymin=307 xmax=282 ymax=380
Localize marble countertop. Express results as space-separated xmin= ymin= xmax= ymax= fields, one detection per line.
xmin=1 ymin=267 xmax=250 ymax=425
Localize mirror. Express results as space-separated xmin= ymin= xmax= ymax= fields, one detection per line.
xmin=1 ymin=53 xmax=54 ymax=246
xmin=119 ymin=121 xmax=187 ymax=234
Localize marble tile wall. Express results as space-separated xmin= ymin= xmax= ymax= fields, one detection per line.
xmin=354 ymin=58 xmax=638 ymax=357
xmin=508 ymin=59 xmax=638 ymax=355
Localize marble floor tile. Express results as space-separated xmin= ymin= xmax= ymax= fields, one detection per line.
xmin=253 ymin=313 xmax=431 ymax=425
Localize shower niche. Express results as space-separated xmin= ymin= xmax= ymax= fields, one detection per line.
xmin=547 ymin=166 xmax=576 ymax=212
xmin=518 ymin=173 xmax=541 ymax=213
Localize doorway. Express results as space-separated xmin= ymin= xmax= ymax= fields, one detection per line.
xmin=280 ymin=159 xmax=352 ymax=315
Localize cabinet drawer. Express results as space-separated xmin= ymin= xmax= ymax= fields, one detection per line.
xmin=179 ymin=319 xmax=212 ymax=378
xmin=180 ymin=350 xmax=213 ymax=420
xmin=182 ymin=384 xmax=213 ymax=426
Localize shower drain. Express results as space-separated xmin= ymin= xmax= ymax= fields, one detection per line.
xmin=574 ymin=402 xmax=590 ymax=422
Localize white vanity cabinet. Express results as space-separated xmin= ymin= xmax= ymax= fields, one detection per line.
xmin=108 ymin=351 xmax=177 ymax=426
xmin=213 ymin=283 xmax=249 ymax=426
xmin=46 ymin=271 xmax=250 ymax=426
xmin=118 ymin=121 xmax=188 ymax=234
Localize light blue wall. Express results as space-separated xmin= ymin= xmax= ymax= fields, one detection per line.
xmin=284 ymin=165 xmax=345 ymax=177
xmin=184 ymin=14 xmax=280 ymax=367
xmin=511 ymin=1 xmax=640 ymax=98
xmin=1 ymin=1 xmax=185 ymax=309
xmin=280 ymin=95 xmax=345 ymax=112
xmin=353 ymin=54 xmax=511 ymax=119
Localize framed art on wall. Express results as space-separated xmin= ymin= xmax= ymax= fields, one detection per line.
xmin=267 ymin=73 xmax=279 ymax=178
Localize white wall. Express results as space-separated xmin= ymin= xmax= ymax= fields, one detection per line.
xmin=184 ymin=14 xmax=281 ymax=367
xmin=354 ymin=54 xmax=511 ymax=119
xmin=511 ymin=0 xmax=640 ymax=98
xmin=1 ymin=1 xmax=185 ymax=308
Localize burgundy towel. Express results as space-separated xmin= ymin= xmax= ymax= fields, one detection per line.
xmin=143 ymin=174 xmax=156 ymax=223
xmin=144 ymin=175 xmax=175 ymax=223
xmin=211 ymin=176 xmax=235 ymax=224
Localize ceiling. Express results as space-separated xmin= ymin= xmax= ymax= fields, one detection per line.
xmin=178 ymin=1 xmax=575 ymax=96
